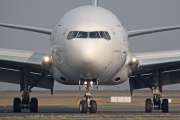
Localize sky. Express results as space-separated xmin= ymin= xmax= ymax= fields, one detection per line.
xmin=0 ymin=0 xmax=180 ymax=91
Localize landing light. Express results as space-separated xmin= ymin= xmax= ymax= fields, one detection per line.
xmin=132 ymin=58 xmax=137 ymax=63
xmin=84 ymin=81 xmax=87 ymax=85
xmin=90 ymin=81 xmax=93 ymax=85
xmin=44 ymin=56 xmax=50 ymax=62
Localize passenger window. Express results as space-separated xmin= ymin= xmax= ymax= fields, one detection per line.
xmin=77 ymin=32 xmax=88 ymax=38
xmin=90 ymin=32 xmax=100 ymax=38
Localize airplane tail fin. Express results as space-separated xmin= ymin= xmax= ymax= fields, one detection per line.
xmin=90 ymin=0 xmax=98 ymax=6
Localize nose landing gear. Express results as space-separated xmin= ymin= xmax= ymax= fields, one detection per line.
xmin=79 ymin=80 xmax=97 ymax=114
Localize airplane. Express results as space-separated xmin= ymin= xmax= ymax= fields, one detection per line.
xmin=0 ymin=0 xmax=180 ymax=113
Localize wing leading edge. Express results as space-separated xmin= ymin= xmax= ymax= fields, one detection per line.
xmin=128 ymin=25 xmax=180 ymax=37
xmin=0 ymin=23 xmax=53 ymax=35
xmin=133 ymin=50 xmax=180 ymax=69
xmin=0 ymin=48 xmax=49 ymax=66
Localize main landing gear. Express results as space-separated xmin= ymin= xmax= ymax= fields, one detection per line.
xmin=79 ymin=80 xmax=97 ymax=114
xmin=145 ymin=88 xmax=169 ymax=113
xmin=13 ymin=68 xmax=45 ymax=113
xmin=13 ymin=86 xmax=38 ymax=113
xmin=143 ymin=70 xmax=169 ymax=113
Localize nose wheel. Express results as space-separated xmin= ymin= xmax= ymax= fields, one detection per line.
xmin=79 ymin=100 xmax=97 ymax=113
xmin=79 ymin=100 xmax=88 ymax=113
xmin=89 ymin=100 xmax=97 ymax=113
xmin=79 ymin=80 xmax=97 ymax=114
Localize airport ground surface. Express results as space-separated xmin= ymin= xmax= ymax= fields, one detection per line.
xmin=0 ymin=90 xmax=180 ymax=119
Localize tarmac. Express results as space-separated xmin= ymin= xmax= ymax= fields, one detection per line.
xmin=0 ymin=104 xmax=180 ymax=119
xmin=0 ymin=90 xmax=180 ymax=119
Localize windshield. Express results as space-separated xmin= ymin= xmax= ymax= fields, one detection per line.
xmin=89 ymin=32 xmax=100 ymax=38
xmin=77 ymin=32 xmax=88 ymax=38
xmin=67 ymin=31 xmax=111 ymax=40
xmin=67 ymin=31 xmax=78 ymax=40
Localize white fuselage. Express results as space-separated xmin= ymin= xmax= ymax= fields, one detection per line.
xmin=50 ymin=6 xmax=130 ymax=85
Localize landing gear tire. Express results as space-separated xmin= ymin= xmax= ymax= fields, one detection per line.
xmin=79 ymin=100 xmax=88 ymax=113
xmin=30 ymin=98 xmax=38 ymax=113
xmin=13 ymin=98 xmax=21 ymax=113
xmin=162 ymin=99 xmax=169 ymax=113
xmin=89 ymin=100 xmax=97 ymax=113
xmin=145 ymin=98 xmax=152 ymax=113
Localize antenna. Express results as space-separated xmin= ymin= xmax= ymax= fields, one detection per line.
xmin=90 ymin=0 xmax=98 ymax=6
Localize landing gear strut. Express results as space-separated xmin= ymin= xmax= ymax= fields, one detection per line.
xmin=144 ymin=70 xmax=169 ymax=113
xmin=79 ymin=80 xmax=97 ymax=114
xmin=13 ymin=68 xmax=44 ymax=113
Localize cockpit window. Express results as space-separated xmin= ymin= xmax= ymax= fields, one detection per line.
xmin=90 ymin=32 xmax=100 ymax=38
xmin=67 ymin=31 xmax=73 ymax=40
xmin=99 ymin=31 xmax=111 ymax=40
xmin=67 ymin=31 xmax=111 ymax=40
xmin=67 ymin=31 xmax=78 ymax=40
xmin=99 ymin=32 xmax=106 ymax=39
xmin=77 ymin=31 xmax=88 ymax=38
xmin=105 ymin=32 xmax=111 ymax=40
xmin=71 ymin=31 xmax=78 ymax=39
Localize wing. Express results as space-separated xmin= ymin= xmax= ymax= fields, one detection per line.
xmin=127 ymin=25 xmax=180 ymax=94
xmin=132 ymin=50 xmax=180 ymax=74
xmin=0 ymin=48 xmax=54 ymax=92
xmin=127 ymin=25 xmax=180 ymax=37
xmin=129 ymin=50 xmax=180 ymax=94
xmin=0 ymin=23 xmax=53 ymax=35
xmin=0 ymin=23 xmax=54 ymax=92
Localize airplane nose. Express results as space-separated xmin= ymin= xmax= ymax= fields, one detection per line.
xmin=72 ymin=39 xmax=111 ymax=79
xmin=77 ymin=40 xmax=100 ymax=64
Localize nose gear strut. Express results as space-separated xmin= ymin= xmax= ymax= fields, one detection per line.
xmin=79 ymin=80 xmax=97 ymax=113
